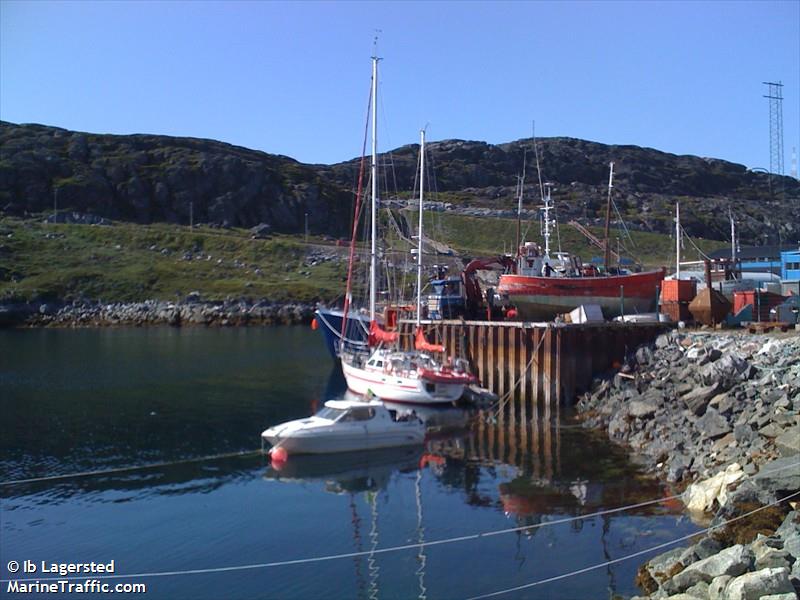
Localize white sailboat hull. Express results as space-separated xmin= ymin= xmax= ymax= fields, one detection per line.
xmin=341 ymin=359 xmax=465 ymax=405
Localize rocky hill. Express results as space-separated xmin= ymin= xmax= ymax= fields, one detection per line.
xmin=322 ymin=137 xmax=800 ymax=245
xmin=2 ymin=121 xmax=798 ymax=245
xmin=0 ymin=121 xmax=353 ymax=235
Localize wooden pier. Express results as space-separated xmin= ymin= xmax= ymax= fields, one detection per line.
xmin=399 ymin=320 xmax=666 ymax=414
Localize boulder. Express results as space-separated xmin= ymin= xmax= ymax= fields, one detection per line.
xmin=683 ymin=383 xmax=721 ymax=415
xmin=666 ymin=544 xmax=753 ymax=592
xmin=683 ymin=581 xmax=711 ymax=598
xmin=630 ymin=400 xmax=659 ymax=419
xmin=753 ymin=457 xmax=800 ymax=499
xmin=708 ymin=575 xmax=733 ymax=600
xmin=645 ymin=546 xmax=686 ymax=585
xmin=775 ymin=426 xmax=800 ymax=456
xmin=724 ymin=566 xmax=794 ymax=600
xmin=733 ymin=424 xmax=756 ymax=445
xmin=695 ymin=408 xmax=732 ymax=440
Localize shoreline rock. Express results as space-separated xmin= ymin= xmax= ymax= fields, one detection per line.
xmin=0 ymin=297 xmax=317 ymax=328
xmin=575 ymin=330 xmax=800 ymax=599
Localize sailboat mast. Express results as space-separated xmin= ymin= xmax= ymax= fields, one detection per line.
xmin=369 ymin=55 xmax=378 ymax=322
xmin=603 ymin=162 xmax=614 ymax=273
xmin=516 ymin=148 xmax=526 ymax=253
xmin=416 ymin=129 xmax=425 ymax=326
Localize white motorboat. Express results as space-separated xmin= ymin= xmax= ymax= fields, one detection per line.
xmin=261 ymin=397 xmax=425 ymax=454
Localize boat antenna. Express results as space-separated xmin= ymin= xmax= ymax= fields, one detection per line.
xmin=515 ymin=147 xmax=527 ymax=254
xmin=542 ymin=183 xmax=554 ymax=258
xmin=416 ymin=127 xmax=426 ymax=327
xmin=533 ymin=121 xmax=545 ymax=205
xmin=603 ymin=162 xmax=614 ymax=273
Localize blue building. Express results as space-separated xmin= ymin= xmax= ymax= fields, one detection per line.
xmin=709 ymin=245 xmax=797 ymax=276
xmin=781 ymin=249 xmax=800 ymax=281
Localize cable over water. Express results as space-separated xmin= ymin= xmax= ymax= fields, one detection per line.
xmin=0 ymin=450 xmax=262 ymax=487
xmin=3 ymin=462 xmax=796 ymax=585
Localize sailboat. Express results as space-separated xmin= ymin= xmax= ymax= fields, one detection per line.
xmin=340 ymin=61 xmax=476 ymax=404
xmin=498 ymin=161 xmax=665 ymax=320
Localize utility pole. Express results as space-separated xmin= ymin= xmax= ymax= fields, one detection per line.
xmin=190 ymin=201 xmax=194 ymax=229
xmin=304 ymin=212 xmax=309 ymax=242
xmin=53 ymin=188 xmax=57 ymax=223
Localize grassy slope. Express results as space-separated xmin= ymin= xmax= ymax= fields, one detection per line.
xmin=0 ymin=213 xmax=731 ymax=303
xmin=0 ymin=217 xmax=348 ymax=303
xmin=413 ymin=211 xmax=731 ymax=269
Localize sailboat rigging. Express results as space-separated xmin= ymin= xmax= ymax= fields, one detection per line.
xmin=340 ymin=58 xmax=476 ymax=403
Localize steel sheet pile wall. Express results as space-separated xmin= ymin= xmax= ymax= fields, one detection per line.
xmin=399 ymin=320 xmax=666 ymax=416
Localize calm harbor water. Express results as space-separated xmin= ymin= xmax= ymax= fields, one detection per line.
xmin=1 ymin=327 xmax=699 ymax=599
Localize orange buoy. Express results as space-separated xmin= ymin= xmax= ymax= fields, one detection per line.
xmin=270 ymin=446 xmax=288 ymax=463
xmin=310 ymin=317 xmax=319 ymax=330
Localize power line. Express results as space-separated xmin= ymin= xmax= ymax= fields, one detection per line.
xmin=2 ymin=461 xmax=797 ymax=585
xmin=466 ymin=489 xmax=800 ymax=599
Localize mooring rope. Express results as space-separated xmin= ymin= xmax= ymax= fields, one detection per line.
xmin=315 ymin=309 xmax=369 ymax=347
xmin=3 ymin=461 xmax=796 ymax=585
xmin=0 ymin=450 xmax=261 ymax=487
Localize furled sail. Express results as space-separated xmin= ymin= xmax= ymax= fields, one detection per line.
xmin=369 ymin=320 xmax=398 ymax=346
xmin=414 ymin=327 xmax=445 ymax=353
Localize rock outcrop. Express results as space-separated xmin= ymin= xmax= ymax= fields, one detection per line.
xmin=0 ymin=122 xmax=352 ymax=235
xmin=577 ymin=331 xmax=800 ymax=483
xmin=576 ymin=330 xmax=800 ymax=599
xmin=320 ymin=137 xmax=800 ymax=244
xmin=3 ymin=122 xmax=798 ymax=245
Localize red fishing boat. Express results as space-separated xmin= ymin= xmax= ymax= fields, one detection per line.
xmin=498 ymin=164 xmax=665 ymax=321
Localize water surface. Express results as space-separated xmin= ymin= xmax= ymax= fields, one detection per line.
xmin=0 ymin=327 xmax=698 ymax=599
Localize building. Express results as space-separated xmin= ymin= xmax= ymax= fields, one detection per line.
xmin=709 ymin=245 xmax=798 ymax=276
xmin=781 ymin=249 xmax=800 ymax=281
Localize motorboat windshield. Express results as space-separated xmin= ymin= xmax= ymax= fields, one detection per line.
xmin=315 ymin=406 xmax=347 ymax=421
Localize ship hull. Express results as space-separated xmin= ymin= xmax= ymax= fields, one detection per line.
xmin=498 ymin=269 xmax=665 ymax=321
xmin=314 ymin=308 xmax=370 ymax=359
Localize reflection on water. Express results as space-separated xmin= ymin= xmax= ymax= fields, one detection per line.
xmin=0 ymin=328 xmax=698 ymax=600
xmin=265 ymin=446 xmax=423 ymax=494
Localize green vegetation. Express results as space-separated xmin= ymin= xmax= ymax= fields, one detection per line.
xmin=405 ymin=210 xmax=731 ymax=269
xmin=0 ymin=211 xmax=732 ymax=304
xmin=0 ymin=217 xmax=348 ymax=303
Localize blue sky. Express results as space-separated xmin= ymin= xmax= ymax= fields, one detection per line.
xmin=1 ymin=0 xmax=798 ymax=171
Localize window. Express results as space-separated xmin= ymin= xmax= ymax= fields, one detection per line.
xmin=341 ymin=408 xmax=375 ymax=421
xmin=316 ymin=407 xmax=345 ymax=421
